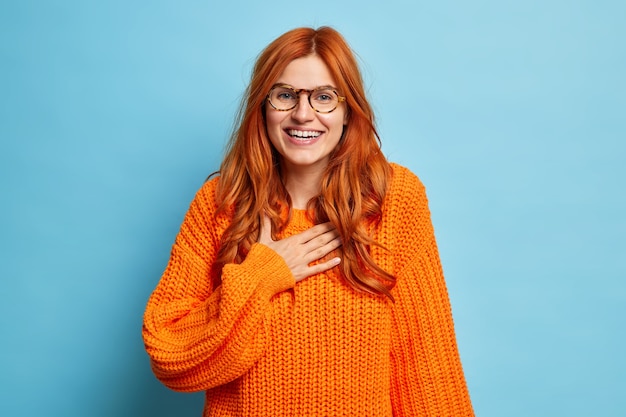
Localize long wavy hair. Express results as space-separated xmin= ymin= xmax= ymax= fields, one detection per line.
xmin=214 ymin=26 xmax=395 ymax=299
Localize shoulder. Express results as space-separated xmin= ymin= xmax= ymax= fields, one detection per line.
xmin=181 ymin=175 xmax=226 ymax=234
xmin=195 ymin=175 xmax=220 ymax=204
xmin=186 ymin=175 xmax=222 ymax=217
xmin=379 ymin=163 xmax=435 ymax=268
xmin=387 ymin=163 xmax=428 ymax=209
xmin=175 ymin=175 xmax=229 ymax=253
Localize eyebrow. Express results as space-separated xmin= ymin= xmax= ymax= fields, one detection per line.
xmin=270 ymin=83 xmax=339 ymax=91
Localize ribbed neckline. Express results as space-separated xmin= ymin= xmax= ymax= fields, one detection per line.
xmin=289 ymin=207 xmax=312 ymax=225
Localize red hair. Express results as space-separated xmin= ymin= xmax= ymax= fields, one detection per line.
xmin=214 ymin=27 xmax=395 ymax=298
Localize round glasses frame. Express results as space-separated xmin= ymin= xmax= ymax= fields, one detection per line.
xmin=266 ymin=85 xmax=346 ymax=114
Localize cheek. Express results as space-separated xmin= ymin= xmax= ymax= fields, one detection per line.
xmin=320 ymin=112 xmax=347 ymax=132
xmin=265 ymin=112 xmax=283 ymax=143
xmin=266 ymin=111 xmax=287 ymax=137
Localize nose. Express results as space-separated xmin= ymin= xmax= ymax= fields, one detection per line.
xmin=291 ymin=93 xmax=315 ymax=122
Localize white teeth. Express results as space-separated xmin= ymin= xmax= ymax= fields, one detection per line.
xmin=288 ymin=129 xmax=321 ymax=138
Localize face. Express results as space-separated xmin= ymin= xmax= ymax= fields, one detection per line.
xmin=265 ymin=54 xmax=348 ymax=176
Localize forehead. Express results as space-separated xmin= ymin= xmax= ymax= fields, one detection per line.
xmin=276 ymin=55 xmax=337 ymax=89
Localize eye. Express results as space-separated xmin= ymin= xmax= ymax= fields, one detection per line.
xmin=273 ymin=88 xmax=297 ymax=102
xmin=312 ymin=90 xmax=335 ymax=103
xmin=277 ymin=92 xmax=295 ymax=100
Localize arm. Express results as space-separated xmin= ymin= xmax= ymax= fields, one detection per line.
xmin=388 ymin=171 xmax=474 ymax=416
xmin=142 ymin=182 xmax=294 ymax=392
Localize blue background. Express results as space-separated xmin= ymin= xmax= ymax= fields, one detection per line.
xmin=1 ymin=1 xmax=624 ymax=416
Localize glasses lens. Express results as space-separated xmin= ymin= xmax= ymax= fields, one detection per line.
xmin=310 ymin=88 xmax=339 ymax=112
xmin=269 ymin=87 xmax=297 ymax=111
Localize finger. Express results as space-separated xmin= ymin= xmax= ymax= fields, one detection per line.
xmin=301 ymin=229 xmax=341 ymax=251
xmin=297 ymin=222 xmax=336 ymax=243
xmin=302 ymin=236 xmax=343 ymax=264
xmin=295 ymin=257 xmax=341 ymax=282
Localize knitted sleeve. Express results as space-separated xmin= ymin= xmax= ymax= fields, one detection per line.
xmin=142 ymin=180 xmax=295 ymax=392
xmin=388 ymin=167 xmax=474 ymax=416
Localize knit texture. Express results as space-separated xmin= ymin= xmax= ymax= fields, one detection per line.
xmin=143 ymin=163 xmax=474 ymax=417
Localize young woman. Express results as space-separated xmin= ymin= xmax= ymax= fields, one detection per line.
xmin=143 ymin=26 xmax=475 ymax=417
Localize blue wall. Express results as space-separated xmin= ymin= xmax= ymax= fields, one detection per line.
xmin=1 ymin=1 xmax=624 ymax=416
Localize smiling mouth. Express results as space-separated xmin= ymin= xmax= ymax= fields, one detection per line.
xmin=287 ymin=129 xmax=322 ymax=139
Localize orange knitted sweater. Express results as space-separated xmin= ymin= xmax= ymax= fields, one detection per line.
xmin=143 ymin=163 xmax=474 ymax=417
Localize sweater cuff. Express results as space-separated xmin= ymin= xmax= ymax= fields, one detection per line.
xmin=241 ymin=243 xmax=295 ymax=297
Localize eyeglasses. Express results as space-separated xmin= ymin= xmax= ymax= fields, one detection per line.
xmin=266 ymin=84 xmax=346 ymax=113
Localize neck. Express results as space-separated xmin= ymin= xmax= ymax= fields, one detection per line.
xmin=281 ymin=164 xmax=325 ymax=209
